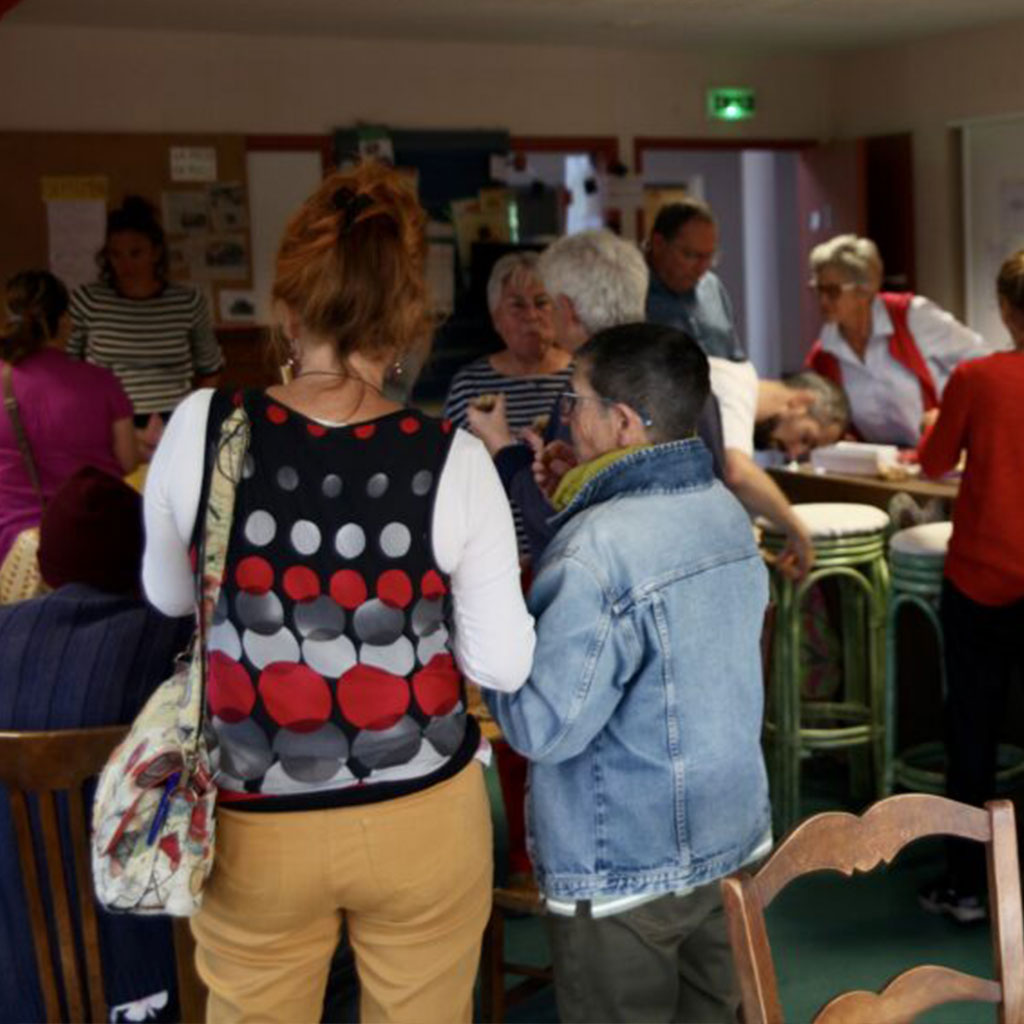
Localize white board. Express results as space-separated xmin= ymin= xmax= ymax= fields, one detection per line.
xmin=961 ymin=115 xmax=1024 ymax=350
xmin=246 ymin=150 xmax=324 ymax=324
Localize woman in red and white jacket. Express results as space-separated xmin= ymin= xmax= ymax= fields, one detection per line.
xmin=916 ymin=250 xmax=1024 ymax=923
xmin=805 ymin=234 xmax=990 ymax=446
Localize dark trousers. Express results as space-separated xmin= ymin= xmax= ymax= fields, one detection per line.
xmin=545 ymin=878 xmax=740 ymax=1024
xmin=941 ymin=578 xmax=1024 ymax=894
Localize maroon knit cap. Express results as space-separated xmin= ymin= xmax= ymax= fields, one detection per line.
xmin=37 ymin=466 xmax=144 ymax=594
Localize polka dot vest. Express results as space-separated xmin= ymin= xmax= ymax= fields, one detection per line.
xmin=197 ymin=390 xmax=478 ymax=812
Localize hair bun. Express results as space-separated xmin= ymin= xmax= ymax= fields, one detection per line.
xmin=331 ymin=188 xmax=375 ymax=235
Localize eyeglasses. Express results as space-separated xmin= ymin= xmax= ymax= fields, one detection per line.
xmin=558 ymin=390 xmax=653 ymax=428
xmin=670 ymin=243 xmax=718 ymax=267
xmin=808 ymin=279 xmax=859 ymax=300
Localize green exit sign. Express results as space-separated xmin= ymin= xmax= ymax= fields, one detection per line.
xmin=707 ymin=87 xmax=756 ymax=122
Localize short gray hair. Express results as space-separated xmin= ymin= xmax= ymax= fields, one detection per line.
xmin=538 ymin=229 xmax=648 ymax=337
xmin=808 ymin=234 xmax=882 ymax=290
xmin=784 ymin=370 xmax=850 ymax=433
xmin=486 ymin=251 xmax=544 ymax=314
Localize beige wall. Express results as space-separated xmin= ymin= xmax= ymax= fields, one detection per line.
xmin=833 ymin=18 xmax=1024 ymax=313
xmin=0 ymin=25 xmax=834 ymax=142
xmin=11 ymin=18 xmax=1024 ymax=315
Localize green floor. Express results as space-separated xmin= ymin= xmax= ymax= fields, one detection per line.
xmin=486 ymin=761 xmax=1005 ymax=1024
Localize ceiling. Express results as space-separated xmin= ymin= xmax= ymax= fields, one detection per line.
xmin=6 ymin=0 xmax=1024 ymax=52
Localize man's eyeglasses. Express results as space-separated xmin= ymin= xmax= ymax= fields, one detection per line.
xmin=808 ymin=279 xmax=858 ymax=300
xmin=558 ymin=390 xmax=653 ymax=428
xmin=670 ymin=243 xmax=718 ymax=267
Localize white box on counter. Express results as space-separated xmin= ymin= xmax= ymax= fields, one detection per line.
xmin=810 ymin=441 xmax=901 ymax=477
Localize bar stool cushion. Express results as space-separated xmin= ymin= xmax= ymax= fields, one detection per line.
xmin=760 ymin=502 xmax=889 ymax=540
xmin=889 ymin=521 xmax=953 ymax=557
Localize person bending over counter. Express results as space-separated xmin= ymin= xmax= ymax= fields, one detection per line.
xmin=805 ymin=234 xmax=990 ymax=446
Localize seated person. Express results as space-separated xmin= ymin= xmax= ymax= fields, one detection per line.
xmin=487 ymin=323 xmax=771 ymax=1023
xmin=0 ymin=467 xmax=192 ymax=1023
xmin=805 ymin=234 xmax=990 ymax=446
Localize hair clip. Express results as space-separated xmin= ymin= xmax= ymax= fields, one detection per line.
xmin=331 ymin=187 xmax=374 ymax=235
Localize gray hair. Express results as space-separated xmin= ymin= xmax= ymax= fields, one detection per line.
xmin=784 ymin=370 xmax=850 ymax=433
xmin=808 ymin=234 xmax=883 ymax=290
xmin=538 ymin=229 xmax=648 ymax=337
xmin=486 ymin=251 xmax=544 ymax=314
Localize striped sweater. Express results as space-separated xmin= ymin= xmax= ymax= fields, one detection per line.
xmin=69 ymin=282 xmax=223 ymax=415
xmin=443 ymin=356 xmax=572 ymax=556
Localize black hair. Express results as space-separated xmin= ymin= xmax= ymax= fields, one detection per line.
xmin=651 ymin=199 xmax=715 ymax=242
xmin=98 ymin=195 xmax=168 ymax=286
xmin=576 ymin=322 xmax=710 ymax=442
xmin=2 ymin=270 xmax=69 ymax=365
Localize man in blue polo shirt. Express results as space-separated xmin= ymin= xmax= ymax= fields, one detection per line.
xmin=646 ymin=198 xmax=746 ymax=361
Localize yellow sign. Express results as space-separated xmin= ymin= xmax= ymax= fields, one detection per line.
xmin=41 ymin=176 xmax=109 ymax=202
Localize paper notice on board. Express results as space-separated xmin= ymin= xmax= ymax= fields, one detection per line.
xmin=47 ymin=200 xmax=106 ymax=291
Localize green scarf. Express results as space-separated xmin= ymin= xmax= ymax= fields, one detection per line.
xmin=552 ymin=445 xmax=651 ymax=511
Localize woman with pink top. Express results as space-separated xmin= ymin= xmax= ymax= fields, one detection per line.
xmin=0 ymin=270 xmax=137 ymax=563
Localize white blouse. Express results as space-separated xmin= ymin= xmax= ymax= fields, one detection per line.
xmin=818 ymin=295 xmax=991 ymax=446
xmin=142 ymin=389 xmax=535 ymax=694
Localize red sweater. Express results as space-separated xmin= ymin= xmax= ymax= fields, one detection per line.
xmin=919 ymin=351 xmax=1024 ymax=605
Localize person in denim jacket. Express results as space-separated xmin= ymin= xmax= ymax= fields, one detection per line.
xmin=487 ymin=322 xmax=772 ymax=1023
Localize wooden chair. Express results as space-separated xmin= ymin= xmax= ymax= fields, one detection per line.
xmin=721 ymin=793 xmax=1024 ymax=1024
xmin=0 ymin=727 xmax=206 ymax=1023
xmin=478 ymin=883 xmax=553 ymax=1023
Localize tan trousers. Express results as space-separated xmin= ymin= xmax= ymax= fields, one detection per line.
xmin=191 ymin=763 xmax=493 ymax=1023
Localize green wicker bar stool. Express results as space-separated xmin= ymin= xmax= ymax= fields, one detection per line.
xmin=761 ymin=502 xmax=890 ymax=834
xmin=885 ymin=521 xmax=1024 ymax=795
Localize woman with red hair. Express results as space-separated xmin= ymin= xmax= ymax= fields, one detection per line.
xmin=142 ymin=162 xmax=534 ymax=1022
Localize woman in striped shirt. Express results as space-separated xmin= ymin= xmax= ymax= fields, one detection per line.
xmin=69 ymin=196 xmax=223 ymax=453
xmin=443 ymin=251 xmax=571 ymax=556
xmin=444 ymin=251 xmax=569 ymax=890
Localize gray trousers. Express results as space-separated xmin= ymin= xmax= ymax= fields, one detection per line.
xmin=545 ymin=879 xmax=740 ymax=1024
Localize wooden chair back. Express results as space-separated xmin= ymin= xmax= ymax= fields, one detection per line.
xmin=0 ymin=727 xmax=205 ymax=1023
xmin=721 ymin=793 xmax=1024 ymax=1024
xmin=479 ymin=885 xmax=552 ymax=1023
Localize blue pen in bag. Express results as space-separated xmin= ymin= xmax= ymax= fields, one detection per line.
xmin=146 ymin=770 xmax=182 ymax=846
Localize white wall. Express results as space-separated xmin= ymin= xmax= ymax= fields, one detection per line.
xmin=0 ymin=25 xmax=834 ymax=143
xmin=832 ymin=17 xmax=1024 ymax=315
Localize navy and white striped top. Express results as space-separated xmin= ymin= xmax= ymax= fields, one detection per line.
xmin=443 ymin=356 xmax=572 ymax=556
xmin=69 ymin=282 xmax=224 ymax=415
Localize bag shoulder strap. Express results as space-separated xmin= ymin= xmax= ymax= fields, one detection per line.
xmin=1 ymin=361 xmax=45 ymax=508
xmin=185 ymin=403 xmax=250 ymax=741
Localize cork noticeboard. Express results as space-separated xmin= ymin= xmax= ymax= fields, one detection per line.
xmin=0 ymin=130 xmax=251 ymax=322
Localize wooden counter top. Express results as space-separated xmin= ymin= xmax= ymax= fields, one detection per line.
xmin=768 ymin=465 xmax=958 ymax=512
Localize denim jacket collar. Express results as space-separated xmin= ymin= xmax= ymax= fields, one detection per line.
xmin=551 ymin=437 xmax=713 ymax=529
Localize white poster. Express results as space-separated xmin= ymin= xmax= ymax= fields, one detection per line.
xmin=46 ymin=199 xmax=106 ymax=291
